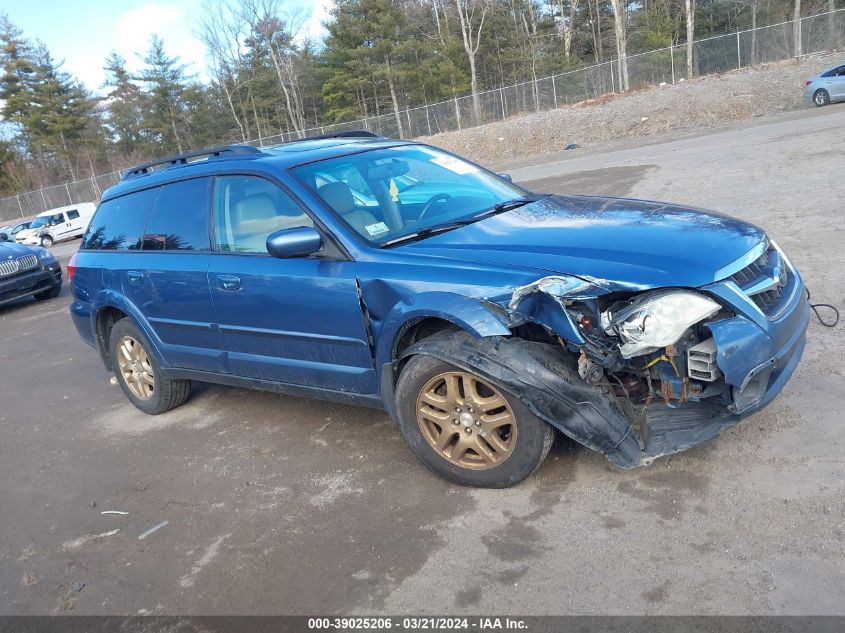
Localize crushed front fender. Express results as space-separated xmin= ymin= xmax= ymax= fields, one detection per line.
xmin=401 ymin=330 xmax=644 ymax=468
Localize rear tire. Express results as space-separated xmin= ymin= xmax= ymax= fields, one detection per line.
xmin=108 ymin=318 xmax=191 ymax=415
xmin=813 ymin=89 xmax=830 ymax=107
xmin=40 ymin=235 xmax=53 ymax=247
xmin=395 ymin=352 xmax=554 ymax=488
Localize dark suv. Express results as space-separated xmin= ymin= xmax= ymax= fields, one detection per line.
xmin=0 ymin=239 xmax=62 ymax=307
xmin=69 ymin=132 xmax=808 ymax=488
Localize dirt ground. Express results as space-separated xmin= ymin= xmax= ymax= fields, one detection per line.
xmin=0 ymin=104 xmax=843 ymax=617
xmin=426 ymin=51 xmax=845 ymax=164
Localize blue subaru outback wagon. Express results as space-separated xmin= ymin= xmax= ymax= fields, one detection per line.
xmin=69 ymin=131 xmax=809 ymax=487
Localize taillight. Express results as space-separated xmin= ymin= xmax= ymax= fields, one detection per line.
xmin=67 ymin=252 xmax=78 ymax=283
xmin=805 ymin=80 xmax=813 ymax=86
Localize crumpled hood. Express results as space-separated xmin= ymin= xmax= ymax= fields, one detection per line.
xmin=399 ymin=195 xmax=766 ymax=290
xmin=0 ymin=240 xmax=38 ymax=257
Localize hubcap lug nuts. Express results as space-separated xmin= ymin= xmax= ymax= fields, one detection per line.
xmin=452 ymin=419 xmax=459 ymax=425
xmin=465 ymin=428 xmax=472 ymax=434
xmin=475 ymin=420 xmax=480 ymax=426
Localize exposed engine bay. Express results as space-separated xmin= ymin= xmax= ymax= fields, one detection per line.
xmin=472 ymin=262 xmax=810 ymax=466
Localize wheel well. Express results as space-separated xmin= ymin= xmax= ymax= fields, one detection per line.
xmin=96 ymin=307 xmax=127 ymax=370
xmin=395 ymin=317 xmax=460 ymax=359
xmin=393 ymin=317 xmax=557 ymax=369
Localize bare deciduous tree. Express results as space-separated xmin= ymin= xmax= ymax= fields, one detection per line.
xmin=455 ymin=0 xmax=489 ymax=123
xmin=242 ymin=0 xmax=308 ymax=137
xmin=198 ymin=2 xmax=248 ymax=141
xmin=793 ymin=0 xmax=802 ymax=57
xmin=685 ymin=0 xmax=696 ymax=77
xmin=557 ymin=0 xmax=581 ymax=59
xmin=608 ymin=0 xmax=629 ymax=90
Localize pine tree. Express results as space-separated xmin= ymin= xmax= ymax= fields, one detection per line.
xmin=28 ymin=45 xmax=95 ymax=180
xmin=136 ymin=36 xmax=192 ymax=154
xmin=103 ymin=52 xmax=146 ymax=154
xmin=0 ymin=13 xmax=38 ymax=146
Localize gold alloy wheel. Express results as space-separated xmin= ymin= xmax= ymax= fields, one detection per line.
xmin=416 ymin=371 xmax=517 ymax=470
xmin=117 ymin=336 xmax=155 ymax=400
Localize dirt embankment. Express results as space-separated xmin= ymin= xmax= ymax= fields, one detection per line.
xmin=422 ymin=52 xmax=842 ymax=164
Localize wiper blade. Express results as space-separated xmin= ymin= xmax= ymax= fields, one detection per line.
xmin=492 ymin=197 xmax=539 ymax=213
xmin=380 ymin=222 xmax=466 ymax=247
xmin=379 ymin=196 xmax=545 ymax=248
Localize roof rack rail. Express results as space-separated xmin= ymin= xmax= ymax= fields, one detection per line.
xmin=301 ymin=130 xmax=381 ymax=141
xmin=122 ymin=144 xmax=263 ymax=181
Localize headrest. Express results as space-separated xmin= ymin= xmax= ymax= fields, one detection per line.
xmin=318 ymin=182 xmax=356 ymax=215
xmin=234 ymin=193 xmax=277 ymax=224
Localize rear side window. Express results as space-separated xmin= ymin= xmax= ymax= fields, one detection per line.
xmin=81 ymin=188 xmax=158 ymax=251
xmin=67 ymin=210 xmax=80 ymax=220
xmin=143 ymin=177 xmax=211 ymax=251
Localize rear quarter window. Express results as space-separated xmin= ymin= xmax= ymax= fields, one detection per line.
xmin=81 ymin=188 xmax=158 ymax=251
xmin=142 ymin=177 xmax=211 ymax=251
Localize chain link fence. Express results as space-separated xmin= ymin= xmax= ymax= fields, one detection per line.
xmin=1 ymin=8 xmax=842 ymax=225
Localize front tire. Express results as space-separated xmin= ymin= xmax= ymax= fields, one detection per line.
xmin=33 ymin=284 xmax=61 ymax=301
xmin=108 ymin=318 xmax=191 ymax=415
xmin=813 ymin=89 xmax=830 ymax=107
xmin=40 ymin=235 xmax=53 ymax=247
xmin=395 ymin=353 xmax=554 ymax=488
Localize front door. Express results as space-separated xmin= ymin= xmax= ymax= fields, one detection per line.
xmin=830 ymin=65 xmax=845 ymax=99
xmin=207 ymin=174 xmax=376 ymax=393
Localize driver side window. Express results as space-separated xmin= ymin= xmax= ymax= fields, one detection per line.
xmin=213 ymin=176 xmax=313 ymax=253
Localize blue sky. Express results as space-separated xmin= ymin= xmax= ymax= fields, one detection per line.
xmin=2 ymin=0 xmax=331 ymax=92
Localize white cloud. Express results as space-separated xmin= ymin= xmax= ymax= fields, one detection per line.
xmin=302 ymin=0 xmax=331 ymax=44
xmin=113 ymin=1 xmax=208 ymax=82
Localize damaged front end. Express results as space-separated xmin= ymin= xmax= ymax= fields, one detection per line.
xmin=466 ymin=242 xmax=810 ymax=468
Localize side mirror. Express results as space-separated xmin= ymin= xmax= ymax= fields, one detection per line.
xmin=0 ymin=232 xmax=8 ymax=242
xmin=266 ymin=226 xmax=323 ymax=259
xmin=498 ymin=173 xmax=513 ymax=183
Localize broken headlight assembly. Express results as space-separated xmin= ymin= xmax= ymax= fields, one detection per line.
xmin=607 ymin=291 xmax=720 ymax=358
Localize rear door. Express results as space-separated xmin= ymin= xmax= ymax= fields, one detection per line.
xmin=207 ymin=174 xmax=376 ymax=393
xmin=120 ymin=177 xmax=226 ymax=373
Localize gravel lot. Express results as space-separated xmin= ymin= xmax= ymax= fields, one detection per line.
xmin=426 ymin=52 xmax=845 ymax=164
xmin=0 ymin=104 xmax=843 ymax=617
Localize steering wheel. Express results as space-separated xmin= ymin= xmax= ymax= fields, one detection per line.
xmin=418 ymin=194 xmax=452 ymax=221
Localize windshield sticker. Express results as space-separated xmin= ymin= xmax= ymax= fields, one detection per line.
xmin=431 ymin=155 xmax=478 ymax=175
xmin=389 ymin=178 xmax=400 ymax=202
xmin=365 ymin=221 xmax=390 ymax=236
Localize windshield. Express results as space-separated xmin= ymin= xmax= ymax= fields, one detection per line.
xmin=291 ymin=145 xmax=527 ymax=245
xmin=30 ymin=217 xmax=50 ymax=229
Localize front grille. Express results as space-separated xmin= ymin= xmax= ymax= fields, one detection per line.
xmin=730 ymin=249 xmax=769 ymax=287
xmin=17 ymin=254 xmax=38 ymax=272
xmin=730 ymin=245 xmax=792 ymax=316
xmin=0 ymin=254 xmax=39 ymax=278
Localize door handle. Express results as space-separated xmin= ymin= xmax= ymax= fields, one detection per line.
xmin=127 ymin=270 xmax=144 ymax=285
xmin=217 ymin=274 xmax=241 ymax=291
